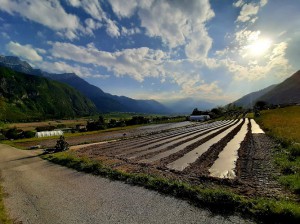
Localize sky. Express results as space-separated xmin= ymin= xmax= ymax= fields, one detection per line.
xmin=0 ymin=0 xmax=299 ymax=105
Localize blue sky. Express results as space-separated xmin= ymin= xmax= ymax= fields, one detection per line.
xmin=0 ymin=0 xmax=299 ymax=105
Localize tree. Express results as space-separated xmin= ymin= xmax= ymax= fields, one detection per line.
xmin=192 ymin=108 xmax=202 ymax=115
xmin=98 ymin=115 xmax=105 ymax=124
xmin=254 ymin=101 xmax=267 ymax=110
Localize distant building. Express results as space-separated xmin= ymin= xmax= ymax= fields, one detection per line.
xmin=35 ymin=130 xmax=63 ymax=138
xmin=189 ymin=115 xmax=210 ymax=121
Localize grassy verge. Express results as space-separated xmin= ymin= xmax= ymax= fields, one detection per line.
xmin=0 ymin=174 xmax=12 ymax=224
xmin=42 ymin=151 xmax=300 ymax=223
xmin=255 ymin=106 xmax=300 ymax=195
xmin=246 ymin=113 xmax=254 ymax=119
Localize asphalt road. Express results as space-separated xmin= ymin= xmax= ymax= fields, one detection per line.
xmin=0 ymin=144 xmax=253 ymax=224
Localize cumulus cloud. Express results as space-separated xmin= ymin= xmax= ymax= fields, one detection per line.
xmin=39 ymin=60 xmax=109 ymax=78
xmin=48 ymin=41 xmax=167 ymax=81
xmin=121 ymin=27 xmax=141 ymax=36
xmin=108 ymin=0 xmax=215 ymax=59
xmin=84 ymin=18 xmax=102 ymax=36
xmin=0 ymin=0 xmax=80 ymax=39
xmin=66 ymin=0 xmax=122 ymax=38
xmin=46 ymin=41 xmax=221 ymax=97
xmin=234 ymin=0 xmax=268 ymax=23
xmin=6 ymin=41 xmax=43 ymax=61
xmin=233 ymin=0 xmax=244 ymax=8
xmin=237 ymin=3 xmax=259 ymax=22
xmin=105 ymin=19 xmax=120 ymax=38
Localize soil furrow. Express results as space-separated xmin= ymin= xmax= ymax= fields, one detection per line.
xmin=155 ymin=120 xmax=240 ymax=168
xmin=183 ymin=119 xmax=245 ymax=176
xmin=121 ymin=121 xmax=233 ymax=158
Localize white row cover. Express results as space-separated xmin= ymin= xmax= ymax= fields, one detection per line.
xmin=35 ymin=130 xmax=63 ymax=138
xmin=189 ymin=115 xmax=210 ymax=121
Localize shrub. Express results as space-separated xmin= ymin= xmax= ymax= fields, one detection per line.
xmin=23 ymin=131 xmax=35 ymax=138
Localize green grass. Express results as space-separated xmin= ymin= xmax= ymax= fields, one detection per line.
xmin=246 ymin=113 xmax=254 ymax=119
xmin=256 ymin=106 xmax=300 ymax=144
xmin=42 ymin=151 xmax=300 ymax=223
xmin=256 ymin=106 xmax=300 ymax=195
xmin=0 ymin=174 xmax=12 ymax=224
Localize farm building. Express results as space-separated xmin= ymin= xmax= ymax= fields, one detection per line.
xmin=35 ymin=130 xmax=63 ymax=138
xmin=189 ymin=115 xmax=210 ymax=121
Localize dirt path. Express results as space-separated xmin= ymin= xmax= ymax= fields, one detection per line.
xmin=0 ymin=144 xmax=252 ymax=224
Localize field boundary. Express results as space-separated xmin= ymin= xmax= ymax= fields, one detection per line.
xmin=42 ymin=152 xmax=300 ymax=223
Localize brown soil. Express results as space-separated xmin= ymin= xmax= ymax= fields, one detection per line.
xmin=16 ymin=122 xmax=195 ymax=149
xmin=49 ymin=120 xmax=295 ymax=199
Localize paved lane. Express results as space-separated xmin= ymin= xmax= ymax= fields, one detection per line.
xmin=0 ymin=144 xmax=252 ymax=224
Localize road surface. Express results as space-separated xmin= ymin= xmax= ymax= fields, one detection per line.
xmin=0 ymin=144 xmax=252 ymax=224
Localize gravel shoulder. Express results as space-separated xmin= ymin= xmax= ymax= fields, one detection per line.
xmin=0 ymin=144 xmax=252 ymax=224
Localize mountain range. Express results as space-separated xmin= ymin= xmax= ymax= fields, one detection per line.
xmin=0 ymin=66 xmax=96 ymax=121
xmin=0 ymin=55 xmax=215 ymax=114
xmin=233 ymin=70 xmax=300 ymax=108
xmin=0 ymin=55 xmax=169 ymax=114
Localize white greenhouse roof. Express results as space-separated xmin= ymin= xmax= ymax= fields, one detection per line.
xmin=35 ymin=130 xmax=63 ymax=138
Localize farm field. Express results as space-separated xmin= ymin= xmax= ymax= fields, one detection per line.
xmin=13 ymin=112 xmax=300 ymax=222
xmin=256 ymin=106 xmax=300 ymax=143
xmin=68 ymin=118 xmax=284 ymax=197
xmin=14 ymin=121 xmax=195 ymax=149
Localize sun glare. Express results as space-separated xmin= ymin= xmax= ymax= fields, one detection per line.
xmin=246 ymin=38 xmax=272 ymax=56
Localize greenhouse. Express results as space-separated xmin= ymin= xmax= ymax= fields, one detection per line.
xmin=35 ymin=130 xmax=63 ymax=138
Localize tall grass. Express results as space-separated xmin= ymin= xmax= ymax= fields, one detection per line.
xmin=256 ymin=106 xmax=300 ymax=194
xmin=256 ymin=106 xmax=300 ymax=144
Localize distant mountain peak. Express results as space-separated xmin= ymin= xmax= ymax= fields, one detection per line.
xmin=0 ymin=55 xmax=33 ymax=73
xmin=233 ymin=70 xmax=300 ymax=108
xmin=0 ymin=55 xmax=169 ymax=114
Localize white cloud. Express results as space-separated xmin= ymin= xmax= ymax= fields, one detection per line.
xmin=237 ymin=3 xmax=259 ymax=22
xmin=38 ymin=60 xmax=109 ymax=78
xmin=219 ymin=40 xmax=291 ymax=81
xmin=6 ymin=41 xmax=43 ymax=61
xmin=235 ymin=0 xmax=268 ymax=23
xmin=108 ymin=0 xmax=215 ymax=60
xmin=84 ymin=18 xmax=102 ymax=36
xmin=233 ymin=0 xmax=244 ymax=8
xmin=66 ymin=0 xmax=122 ymax=38
xmin=260 ymin=0 xmax=268 ymax=7
xmin=48 ymin=41 xmax=167 ymax=82
xmin=46 ymin=41 xmax=221 ymax=97
xmin=67 ymin=0 xmax=81 ymax=7
xmin=0 ymin=0 xmax=80 ymax=39
xmin=121 ymin=27 xmax=140 ymax=36
xmin=105 ymin=19 xmax=120 ymax=38
xmin=36 ymin=48 xmax=46 ymax=54
xmin=108 ymin=0 xmax=139 ymax=18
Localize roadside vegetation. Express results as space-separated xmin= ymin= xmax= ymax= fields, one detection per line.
xmin=0 ymin=174 xmax=12 ymax=224
xmin=255 ymin=106 xmax=300 ymax=194
xmin=42 ymin=151 xmax=300 ymax=223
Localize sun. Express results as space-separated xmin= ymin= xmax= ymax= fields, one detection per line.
xmin=246 ymin=38 xmax=272 ymax=56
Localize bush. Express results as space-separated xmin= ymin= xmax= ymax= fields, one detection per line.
xmin=23 ymin=131 xmax=35 ymax=138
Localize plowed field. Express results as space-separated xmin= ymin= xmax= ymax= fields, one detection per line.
xmin=71 ymin=119 xmax=284 ymax=197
